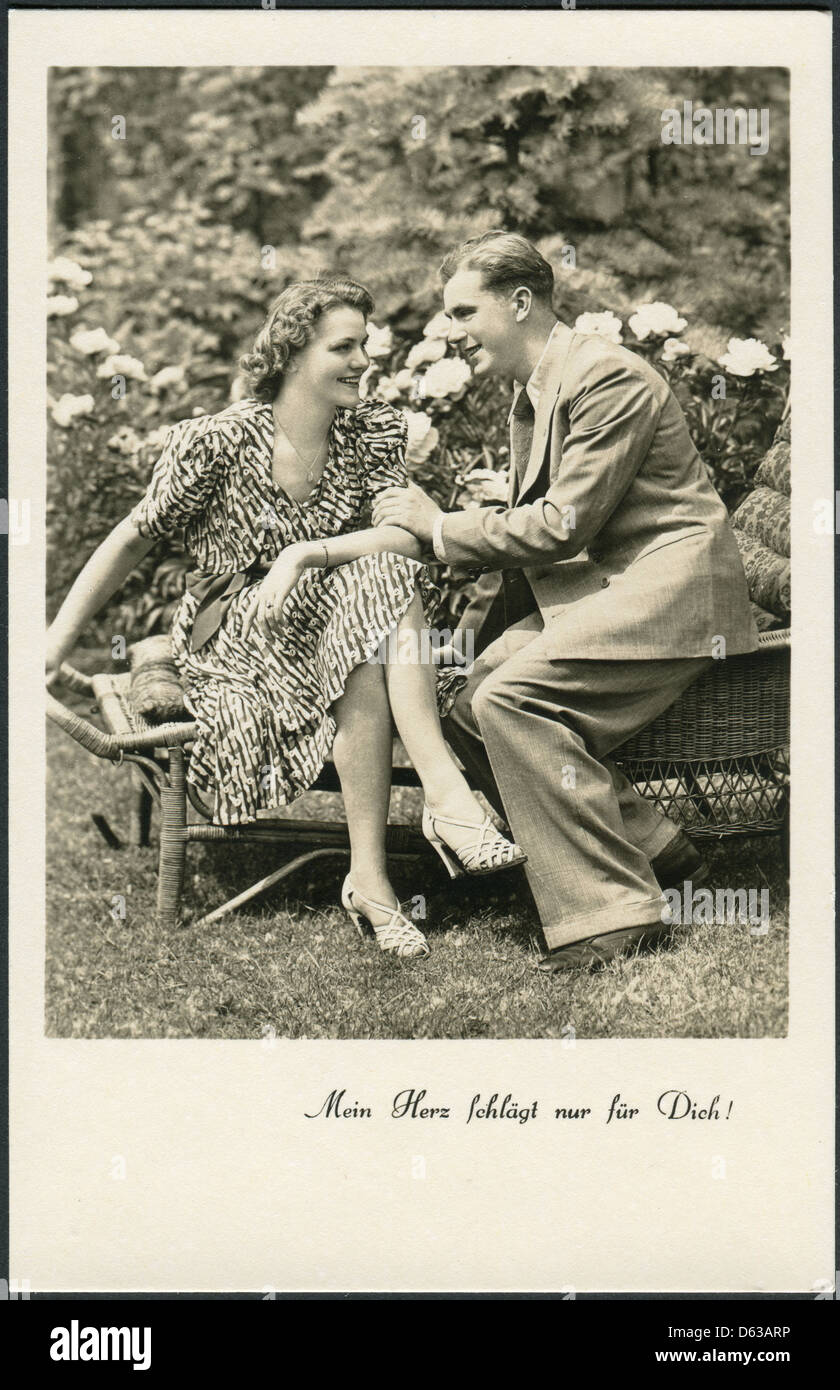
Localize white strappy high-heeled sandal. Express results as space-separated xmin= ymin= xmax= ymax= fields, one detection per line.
xmin=341 ymin=875 xmax=430 ymax=958
xmin=421 ymin=805 xmax=528 ymax=879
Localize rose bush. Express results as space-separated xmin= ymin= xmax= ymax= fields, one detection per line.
xmin=48 ymin=240 xmax=789 ymax=641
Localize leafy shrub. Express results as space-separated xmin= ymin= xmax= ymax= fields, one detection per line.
xmin=48 ymin=242 xmax=788 ymax=643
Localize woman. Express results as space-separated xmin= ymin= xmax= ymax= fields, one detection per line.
xmin=46 ymin=275 xmax=525 ymax=959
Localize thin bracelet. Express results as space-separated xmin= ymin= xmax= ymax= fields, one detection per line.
xmin=318 ymin=543 xmax=329 ymax=568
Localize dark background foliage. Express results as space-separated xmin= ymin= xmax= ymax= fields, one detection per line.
xmin=47 ymin=64 xmax=789 ymax=638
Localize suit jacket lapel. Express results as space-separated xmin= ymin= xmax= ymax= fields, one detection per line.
xmin=514 ymin=325 xmax=575 ymax=504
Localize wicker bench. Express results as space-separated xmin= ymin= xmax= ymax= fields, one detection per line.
xmin=48 ymin=421 xmax=790 ymax=926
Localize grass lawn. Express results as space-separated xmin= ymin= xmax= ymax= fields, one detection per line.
xmin=46 ymin=713 xmax=789 ymax=1041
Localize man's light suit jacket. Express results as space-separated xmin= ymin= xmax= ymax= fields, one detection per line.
xmin=438 ymin=322 xmax=759 ymax=661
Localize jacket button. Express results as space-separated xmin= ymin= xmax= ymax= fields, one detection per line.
xmin=601 ymin=577 xmax=610 ymax=588
xmin=590 ymin=550 xmax=601 ymax=563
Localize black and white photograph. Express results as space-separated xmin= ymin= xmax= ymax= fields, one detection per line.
xmin=7 ymin=4 xmax=833 ymax=1298
xmin=43 ymin=59 xmax=794 ymax=1039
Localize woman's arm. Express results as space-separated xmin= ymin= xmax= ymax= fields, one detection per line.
xmin=46 ymin=516 xmax=157 ymax=682
xmin=242 ymin=525 xmax=424 ymax=640
xmin=300 ymin=524 xmax=423 ymax=568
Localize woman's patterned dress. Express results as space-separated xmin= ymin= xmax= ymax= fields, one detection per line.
xmin=130 ymin=397 xmax=466 ymax=824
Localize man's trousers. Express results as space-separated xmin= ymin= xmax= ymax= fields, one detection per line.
xmin=442 ymin=612 xmax=712 ymax=950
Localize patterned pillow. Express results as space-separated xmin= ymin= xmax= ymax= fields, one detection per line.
xmin=128 ymin=634 xmax=187 ymax=723
xmin=731 ymin=418 xmax=791 ymax=624
xmin=753 ymin=429 xmax=791 ymax=498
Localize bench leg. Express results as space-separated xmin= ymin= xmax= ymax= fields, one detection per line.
xmin=194 ymin=847 xmax=349 ymax=927
xmin=129 ymin=769 xmax=153 ymax=848
xmin=156 ymin=747 xmax=187 ymax=926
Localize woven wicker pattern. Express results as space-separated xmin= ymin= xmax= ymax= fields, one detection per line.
xmin=613 ymin=632 xmax=789 ymax=761
xmin=612 ymin=750 xmax=789 ymax=839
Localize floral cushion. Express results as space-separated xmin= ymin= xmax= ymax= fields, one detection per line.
xmin=733 ymin=531 xmax=791 ymax=620
xmin=731 ymin=417 xmax=790 ymax=625
xmin=731 ymin=485 xmax=790 ymax=557
xmin=128 ymin=634 xmax=187 ymax=723
xmin=753 ymin=430 xmax=791 ymax=498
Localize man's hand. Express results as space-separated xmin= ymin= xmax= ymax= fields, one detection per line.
xmin=371 ymin=482 xmax=443 ymax=547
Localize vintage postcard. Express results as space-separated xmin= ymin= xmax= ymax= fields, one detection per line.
xmin=7 ymin=5 xmax=834 ymax=1295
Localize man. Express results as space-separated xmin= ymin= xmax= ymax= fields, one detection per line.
xmin=372 ymin=231 xmax=758 ymax=970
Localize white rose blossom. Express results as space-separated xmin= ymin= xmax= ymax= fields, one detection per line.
xmin=375 ymin=373 xmax=404 ymax=403
xmin=460 ymin=466 xmax=510 ymax=506
xmin=97 ymin=354 xmax=147 ymax=381
xmin=51 ymin=393 xmax=96 ymax=427
xmin=782 ymin=334 xmax=791 ymax=361
xmin=364 ymin=323 xmax=393 ymax=359
xmin=661 ymin=337 xmax=692 ymax=363
xmin=420 ymin=356 xmax=472 ymax=399
xmin=717 ymin=337 xmax=778 ymax=377
xmin=574 ymin=311 xmax=624 ymax=345
xmin=47 ymin=257 xmax=92 ymax=292
xmin=47 ymin=295 xmax=79 ymax=318
xmin=404 ymin=410 xmax=440 ymax=465
xmin=628 ymin=302 xmax=688 ymax=340
xmin=106 ymin=427 xmax=144 ymax=456
xmin=406 ymin=337 xmax=447 ymax=371
xmin=150 ymin=365 xmax=187 ymax=393
xmin=69 ymin=326 xmax=121 ymax=356
xmin=422 ymin=310 xmax=451 ymax=340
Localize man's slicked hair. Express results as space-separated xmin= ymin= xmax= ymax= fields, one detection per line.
xmin=439 ymin=231 xmax=554 ymax=304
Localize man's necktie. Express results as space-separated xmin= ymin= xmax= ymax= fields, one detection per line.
xmin=510 ymin=388 xmax=535 ymax=490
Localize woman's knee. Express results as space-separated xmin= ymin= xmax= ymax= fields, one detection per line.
xmin=333 ymin=657 xmax=386 ymax=716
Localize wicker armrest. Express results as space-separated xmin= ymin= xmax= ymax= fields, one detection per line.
xmin=47 ymin=663 xmax=197 ymax=760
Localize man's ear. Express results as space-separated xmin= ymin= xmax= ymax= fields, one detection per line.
xmin=512 ymin=286 xmax=533 ymax=322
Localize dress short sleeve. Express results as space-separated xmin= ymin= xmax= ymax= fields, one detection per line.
xmin=353 ymin=401 xmax=409 ymax=501
xmin=129 ymin=418 xmax=223 ymax=539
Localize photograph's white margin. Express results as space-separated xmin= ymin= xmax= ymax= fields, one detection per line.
xmin=9 ymin=7 xmax=834 ymax=1292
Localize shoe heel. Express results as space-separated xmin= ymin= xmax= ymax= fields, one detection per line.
xmin=346 ymin=909 xmax=365 ymax=937
xmin=341 ymin=877 xmax=366 ymax=936
xmin=427 ymin=833 xmax=464 ymax=880
xmin=422 ymin=807 xmax=465 ymax=880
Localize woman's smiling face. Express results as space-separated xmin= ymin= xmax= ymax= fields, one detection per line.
xmin=292 ymin=306 xmax=370 ymax=407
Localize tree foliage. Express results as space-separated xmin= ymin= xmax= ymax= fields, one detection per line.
xmin=47 ymin=63 xmax=790 ymax=641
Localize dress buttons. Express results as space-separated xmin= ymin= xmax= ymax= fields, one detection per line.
xmin=601 ymin=577 xmax=610 ymax=588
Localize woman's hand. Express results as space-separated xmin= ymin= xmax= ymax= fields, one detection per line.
xmin=241 ymin=548 xmax=308 ymax=641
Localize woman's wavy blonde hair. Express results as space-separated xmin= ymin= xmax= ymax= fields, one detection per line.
xmin=239 ymin=275 xmax=375 ymax=402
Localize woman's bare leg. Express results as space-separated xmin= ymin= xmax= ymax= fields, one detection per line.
xmin=330 ymin=657 xmax=400 ymax=919
xmin=383 ymin=592 xmax=496 ymax=854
